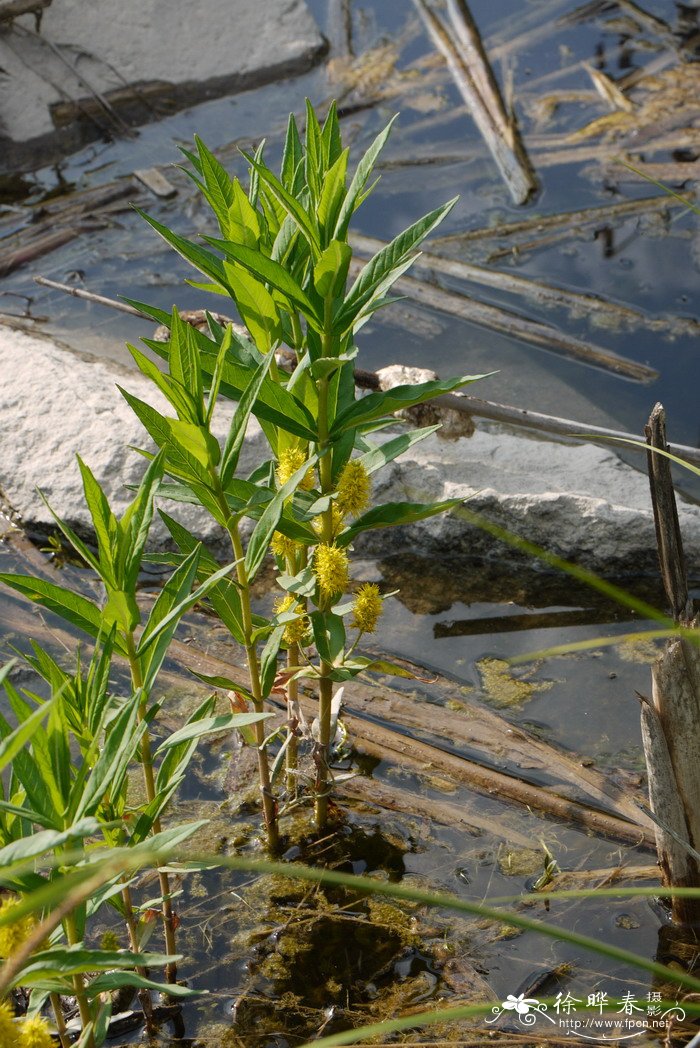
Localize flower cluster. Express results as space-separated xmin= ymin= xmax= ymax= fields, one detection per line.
xmin=276 ymin=448 xmax=315 ymax=490
xmin=17 ymin=1017 xmax=54 ymax=1048
xmin=0 ymin=896 xmax=36 ymax=959
xmin=0 ymin=1006 xmax=55 ymax=1048
xmin=274 ymin=593 xmax=308 ymax=646
xmin=271 ymin=531 xmax=299 ymax=561
xmin=351 ymin=583 xmax=383 ymax=633
xmin=335 ymin=459 xmax=370 ymax=518
xmin=314 ymin=544 xmax=349 ymax=596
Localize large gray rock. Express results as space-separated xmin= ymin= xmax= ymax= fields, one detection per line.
xmin=0 ymin=0 xmax=324 ymax=171
xmin=0 ymin=326 xmax=265 ymax=551
xmin=2 ymin=327 xmax=698 ymax=573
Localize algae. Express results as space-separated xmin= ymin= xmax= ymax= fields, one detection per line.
xmin=477 ymin=657 xmax=554 ymax=708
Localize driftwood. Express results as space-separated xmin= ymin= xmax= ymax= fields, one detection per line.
xmin=0 ymin=520 xmax=653 ymax=849
xmin=350 ymin=259 xmax=659 ymax=382
xmin=431 ymin=193 xmax=692 ymax=246
xmin=641 ymin=404 xmax=700 ymax=925
xmin=0 ymin=181 xmax=138 ymax=277
xmin=412 ymin=0 xmax=537 ymax=205
xmin=352 ymin=232 xmax=700 ymax=339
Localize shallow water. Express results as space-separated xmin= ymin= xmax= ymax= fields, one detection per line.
xmin=1 ymin=0 xmax=700 ymax=1042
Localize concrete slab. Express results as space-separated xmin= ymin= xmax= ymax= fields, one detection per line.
xmin=0 ymin=0 xmax=325 ymax=172
xmin=2 ymin=326 xmax=698 ymax=575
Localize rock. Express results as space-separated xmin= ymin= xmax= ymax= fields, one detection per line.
xmin=0 ymin=326 xmax=266 ymax=553
xmin=0 ymin=0 xmax=325 ymax=173
xmin=2 ymin=326 xmax=698 ymax=573
xmin=375 ymin=364 xmax=475 ymax=440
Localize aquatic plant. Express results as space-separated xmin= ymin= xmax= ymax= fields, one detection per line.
xmin=114 ymin=100 xmax=485 ymax=838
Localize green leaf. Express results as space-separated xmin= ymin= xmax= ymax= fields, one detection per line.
xmin=248 ymin=138 xmax=266 ymax=207
xmin=37 ymin=488 xmax=103 ymax=582
xmin=0 ymin=689 xmax=53 ymax=776
xmin=313 ymin=239 xmax=352 ymax=300
xmin=86 ymin=971 xmax=200 ymax=998
xmin=260 ymin=625 xmax=285 ymax=698
xmin=220 ymin=349 xmax=274 ymax=487
xmin=0 ymin=575 xmax=118 ymax=649
xmin=0 ymin=820 xmax=100 ymax=868
xmin=339 ymin=499 xmax=463 ymax=545
xmin=159 ymin=512 xmax=246 ymax=645
xmin=281 ymin=112 xmax=303 ymax=190
xmin=337 ymin=197 xmax=458 ymax=331
xmin=102 ymin=588 xmax=140 ymax=632
xmin=73 ymin=693 xmax=144 ymax=820
xmin=156 ymin=694 xmax=216 ymax=795
xmin=223 ymin=262 xmax=281 ymax=353
xmin=242 ymin=151 xmax=320 ymax=257
xmin=334 ymin=115 xmax=398 ymax=239
xmin=195 ymin=134 xmax=235 ymax=230
xmin=137 ymin=209 xmax=230 ymax=291
xmin=139 ymin=545 xmax=202 ymax=690
xmin=358 ymin=426 xmax=440 ymax=475
xmin=321 ymin=100 xmax=342 ymax=168
xmin=201 ymin=354 xmax=317 ymax=441
xmin=317 ymin=149 xmax=349 ymax=246
xmin=227 ymin=178 xmax=261 ymax=247
xmin=169 ymin=308 xmax=203 ymax=415
xmin=155 ymin=712 xmax=272 ymax=753
xmin=135 ymin=559 xmax=239 ymax=658
xmin=75 ymin=458 xmax=118 ymax=583
xmin=167 ymin=418 xmax=220 ymax=468
xmin=304 ymin=98 xmax=322 ymax=201
xmin=19 ymin=946 xmax=178 ymax=981
xmin=189 ymin=671 xmax=253 ymax=698
xmin=119 ymin=450 xmax=166 ymax=591
xmin=203 ymin=237 xmax=320 ymax=323
xmin=331 ymin=374 xmax=489 ymax=436
xmin=244 ymin=453 xmax=318 ymax=582
xmin=123 ymin=342 xmax=186 ymax=413
xmin=118 ymin=387 xmax=216 ymax=491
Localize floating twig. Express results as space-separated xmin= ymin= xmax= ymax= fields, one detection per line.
xmin=352 ymin=231 xmax=700 ymax=338
xmin=412 ymin=0 xmax=538 ymax=204
xmin=431 ymin=193 xmax=691 ymax=246
xmin=350 ymin=259 xmax=659 ymax=382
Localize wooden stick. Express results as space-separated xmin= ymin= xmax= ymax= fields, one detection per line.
xmin=352 ymin=259 xmax=660 ymax=382
xmin=33 ymin=275 xmax=147 ymax=318
xmin=352 ymin=232 xmax=700 ymax=338
xmin=33 ymin=275 xmax=700 ymax=466
xmin=412 ymin=0 xmax=538 ymax=204
xmin=431 ymin=193 xmax=692 ymax=245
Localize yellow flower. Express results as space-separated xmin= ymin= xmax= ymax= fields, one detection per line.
xmin=274 ymin=593 xmax=308 ymax=646
xmin=335 ymin=460 xmax=370 ymax=518
xmin=18 ymin=1017 xmax=53 ymax=1048
xmin=0 ymin=1002 xmax=18 ymax=1048
xmin=314 ymin=544 xmax=349 ymax=597
xmin=271 ymin=531 xmax=298 ymax=562
xmin=351 ymin=583 xmax=383 ymax=633
xmin=0 ymin=897 xmax=36 ymax=959
xmin=276 ymin=448 xmax=314 ymax=490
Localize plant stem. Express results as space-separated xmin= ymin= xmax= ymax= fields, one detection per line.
xmin=125 ymin=633 xmax=179 ymax=983
xmin=286 ymin=641 xmax=300 ymax=796
xmin=50 ymin=992 xmax=70 ymax=1048
xmin=315 ymin=365 xmax=335 ymax=831
xmin=213 ymin=480 xmax=279 ymax=849
xmin=63 ymin=913 xmax=94 ymax=1048
xmin=121 ymin=879 xmax=156 ymax=1027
